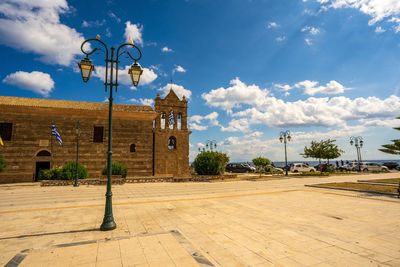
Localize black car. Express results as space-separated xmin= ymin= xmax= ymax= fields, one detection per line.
xmin=382 ymin=162 xmax=399 ymax=170
xmin=225 ymin=163 xmax=255 ymax=173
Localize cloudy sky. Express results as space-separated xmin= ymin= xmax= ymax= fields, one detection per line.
xmin=1 ymin=0 xmax=400 ymax=162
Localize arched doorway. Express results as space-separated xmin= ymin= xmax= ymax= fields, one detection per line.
xmin=35 ymin=150 xmax=51 ymax=181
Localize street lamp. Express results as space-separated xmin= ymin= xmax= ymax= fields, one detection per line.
xmin=74 ymin=120 xmax=81 ymax=187
xmin=206 ymin=140 xmax=217 ymax=151
xmin=279 ymin=130 xmax=291 ymax=176
xmin=350 ymin=136 xmax=363 ymax=172
xmin=78 ymin=36 xmax=143 ymax=231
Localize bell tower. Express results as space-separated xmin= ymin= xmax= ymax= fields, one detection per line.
xmin=153 ymin=89 xmax=191 ymax=177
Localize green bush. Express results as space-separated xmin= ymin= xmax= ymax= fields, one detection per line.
xmin=102 ymin=161 xmax=128 ymax=178
xmin=0 ymin=154 xmax=6 ymax=172
xmin=252 ymin=157 xmax=271 ymax=171
xmin=193 ymin=151 xmax=230 ymax=175
xmin=62 ymin=162 xmax=88 ymax=180
xmin=38 ymin=168 xmax=63 ymax=180
xmin=38 ymin=162 xmax=88 ymax=180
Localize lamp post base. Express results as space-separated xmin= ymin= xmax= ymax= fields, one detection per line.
xmin=100 ymin=216 xmax=116 ymax=231
xmin=73 ymin=183 xmax=79 ymax=187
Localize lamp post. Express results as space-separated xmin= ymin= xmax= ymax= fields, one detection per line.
xmin=198 ymin=140 xmax=217 ymax=152
xmin=350 ymin=136 xmax=363 ymax=172
xmin=279 ymin=130 xmax=291 ymax=176
xmin=74 ymin=120 xmax=80 ymax=187
xmin=78 ymin=36 xmax=143 ymax=231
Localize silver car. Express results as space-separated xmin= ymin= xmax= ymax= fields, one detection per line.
xmin=359 ymin=162 xmax=389 ymax=172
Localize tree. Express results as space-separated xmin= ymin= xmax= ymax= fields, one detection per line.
xmin=379 ymin=117 xmax=400 ymax=155
xmin=0 ymin=155 xmax=6 ymax=172
xmin=302 ymin=139 xmax=344 ymax=164
xmin=252 ymin=156 xmax=271 ymax=171
xmin=193 ymin=151 xmax=230 ymax=175
xmin=301 ymin=141 xmax=324 ymax=164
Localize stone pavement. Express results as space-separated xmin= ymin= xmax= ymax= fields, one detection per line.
xmin=0 ymin=172 xmax=399 ymax=266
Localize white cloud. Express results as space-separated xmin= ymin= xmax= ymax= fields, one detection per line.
xmin=305 ymin=38 xmax=312 ymax=45
xmin=93 ymin=65 xmax=157 ymax=87
xmin=375 ymin=26 xmax=386 ymax=33
xmin=124 ymin=21 xmax=143 ymax=46
xmin=162 ymin=46 xmax=173 ymax=52
xmin=317 ymin=0 xmax=400 ymax=31
xmin=220 ymin=119 xmax=250 ymax=132
xmin=189 ymin=112 xmax=219 ymax=130
xmin=173 ymin=65 xmax=186 ymax=73
xmin=0 ymin=0 xmax=86 ymax=66
xmin=276 ymin=36 xmax=286 ymax=42
xmin=189 ymin=123 xmax=207 ymax=131
xmin=301 ymin=26 xmax=321 ymax=35
xmin=3 ymin=71 xmax=54 ymax=97
xmin=129 ymin=98 xmax=154 ymax=106
xmin=81 ymin=19 xmax=106 ymax=28
xmin=108 ymin=11 xmax=121 ymax=23
xmin=158 ymin=83 xmax=192 ymax=99
xmin=202 ymin=78 xmax=400 ymax=128
xmin=267 ymin=22 xmax=279 ymax=28
xmin=294 ymin=80 xmax=350 ymax=95
xmin=245 ymin=131 xmax=263 ymax=138
xmin=389 ymin=17 xmax=400 ymax=32
xmin=202 ymin=77 xmax=271 ymax=113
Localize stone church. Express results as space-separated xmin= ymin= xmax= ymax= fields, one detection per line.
xmin=0 ymin=90 xmax=191 ymax=183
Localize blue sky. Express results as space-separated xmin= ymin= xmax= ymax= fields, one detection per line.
xmin=1 ymin=0 xmax=400 ymax=162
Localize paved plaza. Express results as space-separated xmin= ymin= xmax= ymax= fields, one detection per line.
xmin=0 ymin=173 xmax=399 ymax=266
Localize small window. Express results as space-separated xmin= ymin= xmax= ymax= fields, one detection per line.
xmin=130 ymin=144 xmax=136 ymax=152
xmin=93 ymin=126 xmax=104 ymax=143
xmin=168 ymin=136 xmax=176 ymax=150
xmin=37 ymin=150 xmax=51 ymax=157
xmin=161 ymin=112 xmax=166 ymax=129
xmin=0 ymin=123 xmax=12 ymax=141
xmin=177 ymin=113 xmax=182 ymax=130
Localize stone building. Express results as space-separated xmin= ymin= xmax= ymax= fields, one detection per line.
xmin=0 ymin=90 xmax=191 ymax=183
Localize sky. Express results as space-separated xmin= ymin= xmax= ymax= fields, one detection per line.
xmin=1 ymin=0 xmax=400 ymax=163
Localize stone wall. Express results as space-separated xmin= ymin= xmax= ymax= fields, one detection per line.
xmin=0 ymin=97 xmax=156 ymax=183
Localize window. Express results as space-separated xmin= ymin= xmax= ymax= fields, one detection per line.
xmin=93 ymin=126 xmax=104 ymax=143
xmin=161 ymin=112 xmax=165 ymax=129
xmin=177 ymin=113 xmax=182 ymax=130
xmin=168 ymin=136 xmax=176 ymax=150
xmin=0 ymin=123 xmax=12 ymax=141
xmin=37 ymin=150 xmax=51 ymax=156
xmin=130 ymin=144 xmax=136 ymax=152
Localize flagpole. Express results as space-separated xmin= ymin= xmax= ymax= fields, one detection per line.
xmin=50 ymin=122 xmax=53 ymax=168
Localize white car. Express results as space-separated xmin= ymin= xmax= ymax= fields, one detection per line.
xmin=290 ymin=163 xmax=316 ymax=173
xmin=359 ymin=162 xmax=389 ymax=172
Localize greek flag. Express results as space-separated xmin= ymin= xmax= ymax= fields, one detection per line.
xmin=168 ymin=110 xmax=175 ymax=126
xmin=51 ymin=123 xmax=62 ymax=146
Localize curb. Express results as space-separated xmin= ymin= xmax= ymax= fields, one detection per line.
xmin=304 ymin=184 xmax=398 ymax=196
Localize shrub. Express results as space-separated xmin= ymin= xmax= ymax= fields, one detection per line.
xmin=0 ymin=154 xmax=6 ymax=172
xmin=193 ymin=151 xmax=230 ymax=175
xmin=102 ymin=161 xmax=128 ymax=178
xmin=62 ymin=162 xmax=88 ymax=180
xmin=252 ymin=156 xmax=271 ymax=171
xmin=38 ymin=168 xmax=63 ymax=180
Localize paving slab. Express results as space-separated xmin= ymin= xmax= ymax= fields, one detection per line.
xmin=1 ymin=172 xmax=399 ymax=266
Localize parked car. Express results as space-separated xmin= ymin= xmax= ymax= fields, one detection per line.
xmin=358 ymin=162 xmax=389 ymax=172
xmin=396 ymin=165 xmax=400 ymax=171
xmin=290 ymin=163 xmax=316 ymax=173
xmin=382 ymin=162 xmax=399 ymax=170
xmin=225 ymin=163 xmax=255 ymax=173
xmin=314 ymin=163 xmax=334 ymax=172
xmin=264 ymin=165 xmax=283 ymax=172
xmin=338 ymin=164 xmax=352 ymax=172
